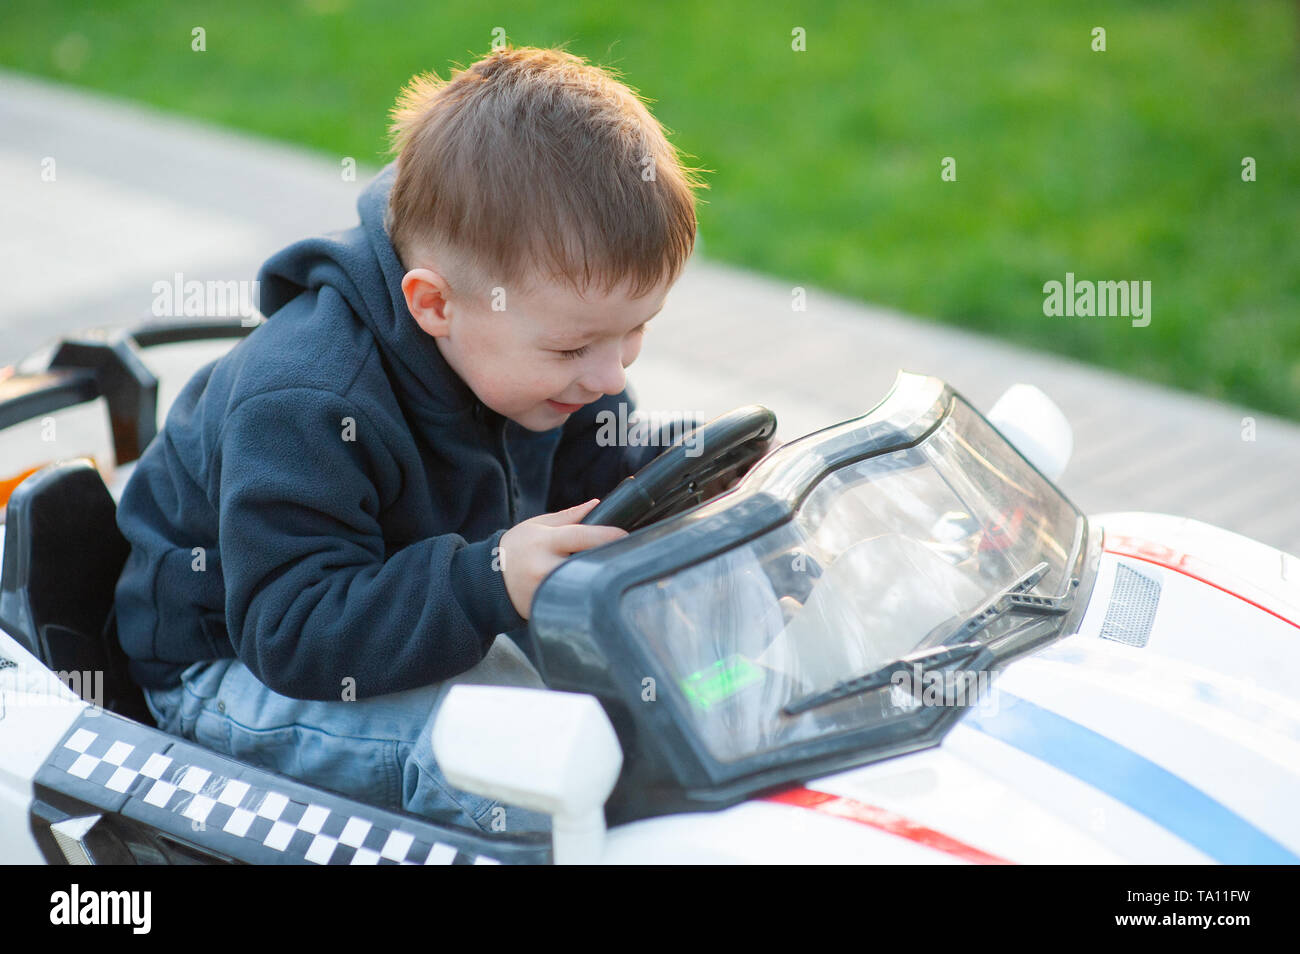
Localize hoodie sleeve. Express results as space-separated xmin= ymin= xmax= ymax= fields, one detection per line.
xmin=216 ymin=389 xmax=523 ymax=700
xmin=547 ymin=387 xmax=701 ymax=512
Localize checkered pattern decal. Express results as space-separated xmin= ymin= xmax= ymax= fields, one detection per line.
xmin=41 ymin=715 xmax=525 ymax=865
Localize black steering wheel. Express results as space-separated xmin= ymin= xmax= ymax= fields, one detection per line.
xmin=582 ymin=405 xmax=778 ymax=532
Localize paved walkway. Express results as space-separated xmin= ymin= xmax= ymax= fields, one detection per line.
xmin=3 ymin=69 xmax=1298 ymax=555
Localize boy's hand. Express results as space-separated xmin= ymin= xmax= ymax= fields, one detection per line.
xmin=499 ymin=499 xmax=627 ymax=619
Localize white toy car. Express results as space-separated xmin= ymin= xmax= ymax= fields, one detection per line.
xmin=1 ymin=321 xmax=1296 ymax=864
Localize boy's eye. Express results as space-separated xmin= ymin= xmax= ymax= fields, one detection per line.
xmin=552 ymin=323 xmax=646 ymax=360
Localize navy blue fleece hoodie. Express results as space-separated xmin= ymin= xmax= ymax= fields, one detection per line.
xmin=114 ymin=162 xmax=668 ymax=700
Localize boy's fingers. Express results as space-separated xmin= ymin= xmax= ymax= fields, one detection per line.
xmin=533 ymin=498 xmax=601 ymax=526
xmin=551 ymin=523 xmax=627 ymax=554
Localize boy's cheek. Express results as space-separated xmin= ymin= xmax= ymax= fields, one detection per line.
xmin=460 ymin=351 xmax=570 ymax=418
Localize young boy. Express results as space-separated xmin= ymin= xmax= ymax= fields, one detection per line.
xmin=112 ymin=46 xmax=705 ymax=833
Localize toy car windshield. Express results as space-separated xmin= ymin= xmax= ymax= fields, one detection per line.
xmin=531 ymin=373 xmax=1092 ymax=806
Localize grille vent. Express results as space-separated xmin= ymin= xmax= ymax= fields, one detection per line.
xmin=1099 ymin=563 xmax=1161 ymax=648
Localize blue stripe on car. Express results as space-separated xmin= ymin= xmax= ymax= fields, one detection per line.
xmin=965 ymin=693 xmax=1298 ymax=864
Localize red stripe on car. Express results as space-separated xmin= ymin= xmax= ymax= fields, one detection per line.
xmin=763 ymin=787 xmax=1013 ymax=864
xmin=1103 ymin=535 xmax=1300 ymax=631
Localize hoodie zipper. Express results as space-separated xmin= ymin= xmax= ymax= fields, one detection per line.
xmin=478 ymin=401 xmax=518 ymax=525
xmin=500 ymin=417 xmax=518 ymax=525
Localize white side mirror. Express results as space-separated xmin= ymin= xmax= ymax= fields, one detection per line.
xmin=432 ymin=685 xmax=622 ymax=864
xmin=987 ymin=384 xmax=1073 ymax=481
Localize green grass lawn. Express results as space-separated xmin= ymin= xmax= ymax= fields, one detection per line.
xmin=4 ymin=1 xmax=1298 ymax=416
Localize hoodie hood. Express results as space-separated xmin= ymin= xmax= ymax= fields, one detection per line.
xmin=255 ymin=161 xmax=478 ymax=418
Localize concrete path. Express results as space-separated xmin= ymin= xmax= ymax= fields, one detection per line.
xmin=3 ymin=69 xmax=1297 ymax=555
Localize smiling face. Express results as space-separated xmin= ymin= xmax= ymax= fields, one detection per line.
xmin=402 ymin=264 xmax=670 ymax=431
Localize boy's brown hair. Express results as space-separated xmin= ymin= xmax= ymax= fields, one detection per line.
xmin=385 ymin=45 xmax=706 ymax=300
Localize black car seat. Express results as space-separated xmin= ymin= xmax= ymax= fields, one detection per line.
xmin=0 ymin=458 xmax=153 ymax=724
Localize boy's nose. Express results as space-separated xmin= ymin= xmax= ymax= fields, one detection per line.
xmin=581 ymin=356 xmax=627 ymax=397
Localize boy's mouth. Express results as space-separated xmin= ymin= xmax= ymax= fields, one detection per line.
xmin=547 ymin=399 xmax=586 ymax=414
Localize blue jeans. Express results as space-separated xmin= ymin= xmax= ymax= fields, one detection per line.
xmin=142 ymin=635 xmax=550 ymax=835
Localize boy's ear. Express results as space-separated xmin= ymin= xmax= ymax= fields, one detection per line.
xmin=402 ymin=268 xmax=453 ymax=338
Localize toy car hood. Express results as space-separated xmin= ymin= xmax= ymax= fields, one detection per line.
xmin=597 ymin=510 xmax=1300 ymax=863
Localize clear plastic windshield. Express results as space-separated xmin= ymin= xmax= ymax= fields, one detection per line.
xmin=621 ymin=397 xmax=1082 ymax=763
